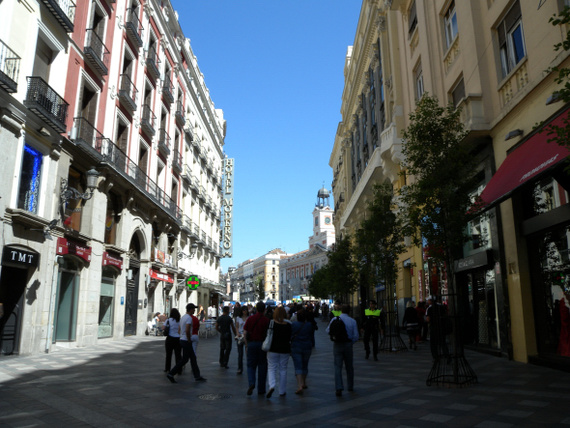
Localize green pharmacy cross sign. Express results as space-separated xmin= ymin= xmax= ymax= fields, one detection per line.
xmin=186 ymin=275 xmax=201 ymax=290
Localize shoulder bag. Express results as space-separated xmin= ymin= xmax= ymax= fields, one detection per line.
xmin=262 ymin=320 xmax=274 ymax=352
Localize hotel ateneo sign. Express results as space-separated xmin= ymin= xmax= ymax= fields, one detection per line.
xmin=222 ymin=158 xmax=234 ymax=258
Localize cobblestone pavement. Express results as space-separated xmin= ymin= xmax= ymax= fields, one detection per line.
xmin=1 ymin=319 xmax=570 ymax=427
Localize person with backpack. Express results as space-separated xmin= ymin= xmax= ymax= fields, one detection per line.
xmin=326 ymin=304 xmax=359 ymax=397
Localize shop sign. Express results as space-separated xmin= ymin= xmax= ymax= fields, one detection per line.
xmin=454 ymin=250 xmax=491 ymax=273
xmin=57 ymin=238 xmax=91 ymax=262
xmin=2 ymin=246 xmax=39 ymax=267
xmin=149 ymin=269 xmax=174 ymax=284
xmin=186 ymin=275 xmax=201 ymax=290
xmin=103 ymin=251 xmax=123 ymax=270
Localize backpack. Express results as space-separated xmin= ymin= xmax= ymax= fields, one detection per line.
xmin=329 ymin=316 xmax=349 ymax=342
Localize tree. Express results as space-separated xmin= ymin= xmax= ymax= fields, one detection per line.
xmin=400 ymin=94 xmax=479 ymax=386
xmin=253 ymin=276 xmax=264 ymax=302
xmin=545 ymin=6 xmax=570 ymax=155
xmin=308 ymin=235 xmax=358 ymax=302
xmin=355 ymin=182 xmax=405 ymax=298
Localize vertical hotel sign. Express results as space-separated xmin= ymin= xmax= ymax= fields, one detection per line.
xmin=222 ymin=158 xmax=234 ymax=257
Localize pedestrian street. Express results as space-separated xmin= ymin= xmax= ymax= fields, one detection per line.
xmin=1 ymin=320 xmax=570 ymax=427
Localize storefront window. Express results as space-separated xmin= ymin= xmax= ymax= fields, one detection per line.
xmin=524 ymin=177 xmax=569 ymax=219
xmin=467 ymin=269 xmax=499 ymax=348
xmin=533 ymin=226 xmax=570 ymax=357
xmin=98 ymin=268 xmax=115 ymax=338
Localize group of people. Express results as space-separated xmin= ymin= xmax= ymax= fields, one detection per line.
xmin=161 ymin=300 xmax=319 ymax=397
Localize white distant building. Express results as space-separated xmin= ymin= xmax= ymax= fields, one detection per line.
xmin=279 ymin=187 xmax=335 ymax=302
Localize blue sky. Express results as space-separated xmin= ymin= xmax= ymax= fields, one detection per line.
xmin=170 ymin=1 xmax=362 ymax=272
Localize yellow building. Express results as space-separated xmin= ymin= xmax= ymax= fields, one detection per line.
xmin=331 ymin=0 xmax=570 ymax=366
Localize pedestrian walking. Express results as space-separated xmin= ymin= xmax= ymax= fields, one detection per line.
xmin=425 ymin=296 xmax=451 ymax=362
xmin=163 ymin=308 xmax=181 ymax=373
xmin=326 ymin=304 xmax=359 ymax=397
xmin=290 ymin=308 xmax=314 ymax=394
xmin=166 ymin=303 xmax=207 ymax=383
xmin=402 ymin=300 xmax=419 ymax=350
xmin=266 ymin=306 xmax=292 ymax=398
xmin=243 ymin=301 xmax=270 ymax=396
xmin=361 ymin=299 xmax=381 ymax=360
xmin=234 ymin=306 xmax=249 ymax=374
xmin=216 ymin=305 xmax=237 ymax=369
xmin=190 ymin=308 xmax=200 ymax=354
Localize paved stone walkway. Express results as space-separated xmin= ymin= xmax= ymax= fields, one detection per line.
xmin=1 ymin=319 xmax=570 ymax=427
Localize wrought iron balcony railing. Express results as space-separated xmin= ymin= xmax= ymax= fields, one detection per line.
xmin=125 ymin=8 xmax=144 ymax=47
xmin=158 ymin=128 xmax=171 ymax=157
xmin=70 ymin=119 xmax=181 ymax=222
xmin=40 ymin=0 xmax=75 ymax=32
xmin=24 ymin=77 xmax=69 ymax=133
xmin=182 ymin=164 xmax=192 ymax=184
xmin=181 ymin=214 xmax=193 ymax=234
xmin=70 ymin=117 xmax=105 ymax=153
xmin=173 ymin=150 xmax=183 ymax=174
xmin=145 ymin=45 xmax=160 ymax=80
xmin=84 ymin=29 xmax=109 ymax=76
xmin=0 ymin=39 xmax=20 ymax=93
xmin=162 ymin=74 xmax=174 ymax=104
xmin=118 ymin=73 xmax=138 ymax=112
xmin=141 ymin=104 xmax=156 ymax=137
xmin=175 ymin=99 xmax=185 ymax=127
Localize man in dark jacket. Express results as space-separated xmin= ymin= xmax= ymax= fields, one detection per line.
xmin=243 ymin=301 xmax=270 ymax=396
xmin=216 ymin=305 xmax=237 ymax=368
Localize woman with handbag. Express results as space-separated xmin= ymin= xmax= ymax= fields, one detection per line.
xmin=164 ymin=308 xmax=182 ymax=373
xmin=291 ymin=309 xmax=314 ymax=394
xmin=234 ymin=306 xmax=249 ymax=374
xmin=265 ymin=306 xmax=292 ymax=398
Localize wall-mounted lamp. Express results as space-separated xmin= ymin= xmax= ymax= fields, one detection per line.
xmin=60 ymin=167 xmax=100 ymax=205
xmin=546 ymin=92 xmax=562 ymax=105
xmin=178 ymin=243 xmax=199 ymax=260
xmin=505 ymin=129 xmax=524 ymax=140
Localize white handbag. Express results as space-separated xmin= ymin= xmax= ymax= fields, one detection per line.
xmin=261 ymin=320 xmax=274 ymax=352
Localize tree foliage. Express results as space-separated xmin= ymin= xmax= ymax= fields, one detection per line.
xmin=400 ymin=94 xmax=478 ymax=266
xmin=545 ymin=7 xmax=570 ymax=152
xmin=355 ymin=182 xmax=405 ymax=291
xmin=308 ymin=235 xmax=358 ymax=301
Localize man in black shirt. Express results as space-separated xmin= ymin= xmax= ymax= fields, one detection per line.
xmin=216 ymin=305 xmax=237 ymax=368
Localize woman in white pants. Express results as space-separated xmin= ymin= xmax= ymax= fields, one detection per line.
xmin=266 ymin=306 xmax=292 ymax=398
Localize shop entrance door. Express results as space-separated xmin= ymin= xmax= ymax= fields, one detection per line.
xmin=0 ymin=266 xmax=27 ymax=354
xmin=124 ymin=267 xmax=139 ymax=336
xmin=54 ymin=269 xmax=80 ymax=341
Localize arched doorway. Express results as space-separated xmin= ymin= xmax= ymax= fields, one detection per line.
xmin=124 ymin=235 xmax=142 ymax=336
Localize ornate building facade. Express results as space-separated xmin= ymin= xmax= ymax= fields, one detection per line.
xmin=0 ymin=0 xmax=227 ymax=356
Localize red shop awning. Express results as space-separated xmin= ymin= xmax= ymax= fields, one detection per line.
xmin=479 ymin=112 xmax=570 ymax=209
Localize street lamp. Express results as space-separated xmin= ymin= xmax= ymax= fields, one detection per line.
xmin=178 ymin=243 xmax=198 ymax=260
xmin=60 ymin=167 xmax=100 ymax=204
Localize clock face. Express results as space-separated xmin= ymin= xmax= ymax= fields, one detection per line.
xmin=325 ymin=216 xmax=331 ymax=224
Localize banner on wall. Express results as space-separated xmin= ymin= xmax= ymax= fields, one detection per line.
xmin=221 ymin=158 xmax=234 ymax=258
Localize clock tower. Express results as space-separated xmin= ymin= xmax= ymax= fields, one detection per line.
xmin=309 ymin=186 xmax=335 ymax=249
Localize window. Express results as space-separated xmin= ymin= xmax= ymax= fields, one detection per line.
xmin=105 ymin=193 xmax=120 ymax=245
xmin=98 ymin=268 xmax=116 ymax=338
xmin=498 ymin=1 xmax=526 ymax=78
xmin=451 ymin=78 xmax=465 ymax=108
xmin=414 ymin=63 xmax=424 ymax=101
xmin=18 ymin=144 xmax=43 ymax=214
xmin=409 ymin=0 xmax=418 ymax=35
xmin=444 ymin=1 xmax=458 ymax=48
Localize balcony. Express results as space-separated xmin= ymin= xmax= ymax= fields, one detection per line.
xmin=84 ymin=29 xmax=109 ymax=76
xmin=181 ymin=214 xmax=193 ymax=234
xmin=206 ymin=159 xmax=213 ymax=172
xmin=190 ymin=174 xmax=199 ymax=191
xmin=70 ymin=117 xmax=105 ymax=155
xmin=175 ymin=100 xmax=185 ymax=127
xmin=145 ymin=45 xmax=160 ymax=80
xmin=183 ymin=125 xmax=194 ymax=142
xmin=118 ymin=74 xmax=138 ymax=113
xmin=24 ymin=77 xmax=69 ymax=133
xmin=0 ymin=40 xmax=20 ymax=93
xmin=141 ymin=104 xmax=156 ymax=137
xmin=158 ymin=128 xmax=171 ymax=157
xmin=162 ymin=74 xmax=174 ymax=105
xmin=173 ymin=150 xmax=183 ymax=174
xmin=193 ymin=223 xmax=200 ymax=238
xmin=182 ymin=164 xmax=192 ymax=185
xmin=125 ymin=8 xmax=144 ymax=48
xmin=40 ymin=0 xmax=75 ymax=33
